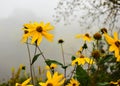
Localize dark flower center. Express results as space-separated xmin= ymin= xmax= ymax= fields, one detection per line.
xmin=101 ymin=28 xmax=107 ymax=34
xmin=47 ymin=83 xmax=53 ymax=86
xmin=118 ymin=80 xmax=120 ymax=85
xmin=85 ymin=33 xmax=90 ymax=38
xmin=80 ymin=55 xmax=84 ymax=58
xmin=58 ymin=39 xmax=64 ymax=44
xmin=36 ymin=26 xmax=43 ymax=32
xmin=73 ymin=83 xmax=76 ymax=86
xmin=24 ymin=30 xmax=28 ymax=34
xmin=115 ymin=41 xmax=120 ymax=48
xmin=51 ymin=67 xmax=54 ymax=69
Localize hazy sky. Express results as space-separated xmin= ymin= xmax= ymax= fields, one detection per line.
xmin=0 ymin=0 xmax=80 ymax=80
xmin=0 ymin=0 xmax=100 ymax=80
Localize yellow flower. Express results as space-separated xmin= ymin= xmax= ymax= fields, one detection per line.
xmin=76 ymin=47 xmax=83 ymax=56
xmin=75 ymin=33 xmax=92 ymax=42
xmin=104 ymin=32 xmax=120 ymax=58
xmin=110 ymin=79 xmax=120 ymax=86
xmin=46 ymin=63 xmax=57 ymax=70
xmin=21 ymin=22 xmax=54 ymax=46
xmin=39 ymin=71 xmax=65 ymax=86
xmin=116 ymin=55 xmax=120 ymax=62
xmin=72 ymin=55 xmax=94 ymax=66
xmin=15 ymin=78 xmax=33 ymax=86
xmin=66 ymin=78 xmax=80 ymax=86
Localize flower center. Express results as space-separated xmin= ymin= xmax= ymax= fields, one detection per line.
xmin=115 ymin=41 xmax=120 ymax=48
xmin=73 ymin=83 xmax=76 ymax=86
xmin=85 ymin=33 xmax=90 ymax=38
xmin=47 ymin=83 xmax=53 ymax=86
xmin=36 ymin=26 xmax=43 ymax=32
xmin=51 ymin=67 xmax=54 ymax=69
xmin=24 ymin=30 xmax=28 ymax=34
xmin=118 ymin=80 xmax=120 ymax=85
xmin=80 ymin=55 xmax=84 ymax=58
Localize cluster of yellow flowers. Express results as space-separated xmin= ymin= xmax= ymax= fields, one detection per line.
xmin=20 ymin=21 xmax=120 ymax=86
xmin=15 ymin=71 xmax=80 ymax=86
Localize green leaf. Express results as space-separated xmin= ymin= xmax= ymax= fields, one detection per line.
xmin=31 ymin=53 xmax=42 ymax=65
xmin=45 ymin=59 xmax=63 ymax=66
xmin=100 ymin=54 xmax=114 ymax=64
xmin=71 ymin=56 xmax=76 ymax=61
xmin=97 ymin=82 xmax=109 ymax=86
xmin=45 ymin=59 xmax=70 ymax=69
xmin=75 ymin=65 xmax=90 ymax=86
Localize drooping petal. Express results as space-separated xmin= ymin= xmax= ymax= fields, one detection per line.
xmin=47 ymin=71 xmax=52 ymax=80
xmin=31 ymin=33 xmax=39 ymax=44
xmin=37 ymin=35 xmax=42 ymax=46
xmin=104 ymin=33 xmax=114 ymax=44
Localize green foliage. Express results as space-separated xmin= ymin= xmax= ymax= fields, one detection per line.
xmin=75 ymin=65 xmax=90 ymax=86
xmin=31 ymin=53 xmax=42 ymax=65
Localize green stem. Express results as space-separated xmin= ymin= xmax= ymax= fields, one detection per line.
xmin=26 ymin=41 xmax=34 ymax=84
xmin=60 ymin=44 xmax=66 ymax=79
xmin=37 ymin=46 xmax=46 ymax=61
xmin=32 ymin=46 xmax=37 ymax=85
xmin=69 ymin=64 xmax=77 ymax=79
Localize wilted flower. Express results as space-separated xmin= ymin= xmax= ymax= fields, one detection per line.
xmin=91 ymin=50 xmax=101 ymax=59
xmin=101 ymin=28 xmax=107 ymax=34
xmin=93 ymin=32 xmax=102 ymax=40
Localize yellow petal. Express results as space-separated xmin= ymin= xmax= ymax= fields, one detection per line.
xmin=15 ymin=83 xmax=21 ymax=86
xmin=109 ymin=45 xmax=115 ymax=51
xmin=75 ymin=34 xmax=83 ymax=38
xmin=114 ymin=48 xmax=119 ymax=57
xmin=113 ymin=32 xmax=118 ymax=41
xmin=31 ymin=33 xmax=39 ymax=44
xmin=22 ymin=78 xmax=31 ymax=85
xmin=57 ymin=78 xmax=65 ymax=86
xmin=116 ymin=55 xmax=120 ymax=62
xmin=42 ymin=32 xmax=54 ymax=42
xmin=104 ymin=34 xmax=114 ymax=44
xmin=47 ymin=71 xmax=52 ymax=80
xmin=37 ymin=35 xmax=42 ymax=46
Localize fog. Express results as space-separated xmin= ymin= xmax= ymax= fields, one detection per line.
xmin=0 ymin=0 xmax=100 ymax=81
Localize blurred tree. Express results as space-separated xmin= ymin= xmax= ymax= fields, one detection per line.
xmin=54 ymin=0 xmax=120 ymax=32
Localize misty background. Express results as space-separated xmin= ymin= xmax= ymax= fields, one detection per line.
xmin=0 ymin=0 xmax=100 ymax=81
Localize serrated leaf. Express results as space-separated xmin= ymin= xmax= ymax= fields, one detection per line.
xmin=31 ymin=53 xmax=42 ymax=65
